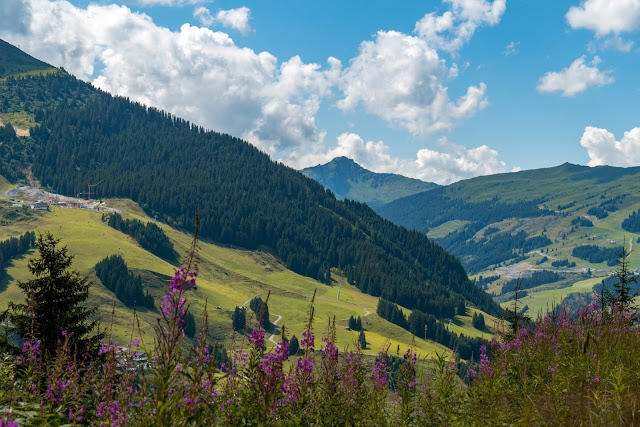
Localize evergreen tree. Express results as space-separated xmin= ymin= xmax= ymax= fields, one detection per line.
xmin=258 ymin=302 xmax=270 ymax=329
xmin=358 ymin=330 xmax=367 ymax=349
xmin=472 ymin=313 xmax=486 ymax=330
xmin=457 ymin=300 xmax=467 ymax=316
xmin=249 ymin=297 xmax=270 ymax=328
xmin=8 ymin=232 xmax=102 ymax=356
xmin=184 ymin=312 xmax=196 ymax=339
xmin=348 ymin=316 xmax=357 ymax=330
xmin=355 ymin=316 xmax=362 ymax=331
xmin=288 ymin=335 xmax=299 ymax=356
xmin=503 ymin=278 xmax=530 ymax=340
xmin=249 ymin=297 xmax=263 ymax=314
xmin=607 ymin=242 xmax=638 ymax=319
xmin=232 ymin=307 xmax=246 ymax=331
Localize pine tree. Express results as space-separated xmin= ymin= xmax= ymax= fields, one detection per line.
xmin=503 ymin=278 xmax=530 ymax=340
xmin=472 ymin=312 xmax=485 ymax=330
xmin=348 ymin=316 xmax=356 ymax=330
xmin=258 ymin=302 xmax=270 ymax=329
xmin=8 ymin=232 xmax=102 ymax=357
xmin=232 ymin=307 xmax=246 ymax=331
xmin=358 ymin=330 xmax=367 ymax=349
xmin=288 ymin=335 xmax=299 ymax=356
xmin=607 ymin=242 xmax=638 ymax=319
xmin=355 ymin=316 xmax=362 ymax=331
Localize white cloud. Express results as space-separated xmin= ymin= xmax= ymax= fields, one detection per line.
xmin=414 ymin=0 xmax=506 ymax=52
xmin=193 ymin=7 xmax=215 ymax=26
xmin=588 ymin=35 xmax=635 ymax=53
xmin=337 ymin=31 xmax=488 ymax=136
xmin=1 ymin=0 xmax=333 ymax=161
xmin=567 ymin=0 xmax=640 ymax=35
xmin=122 ymin=0 xmax=207 ymax=6
xmin=580 ymin=126 xmax=640 ymax=167
xmin=299 ymin=133 xmax=509 ymax=185
xmin=503 ymin=41 xmax=519 ymax=56
xmin=0 ymin=0 xmax=495 ymax=171
xmin=0 ymin=0 xmax=31 ymax=34
xmin=195 ymin=6 xmax=251 ymax=35
xmin=537 ymin=56 xmax=613 ymax=96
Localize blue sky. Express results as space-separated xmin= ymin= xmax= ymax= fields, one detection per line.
xmin=1 ymin=0 xmax=639 ymax=183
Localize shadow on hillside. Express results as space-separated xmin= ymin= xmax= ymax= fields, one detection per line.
xmin=0 ymin=271 xmax=14 ymax=294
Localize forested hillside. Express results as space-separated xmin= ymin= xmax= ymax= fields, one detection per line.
xmin=0 ymin=60 xmax=501 ymax=319
xmin=375 ymin=163 xmax=640 ymax=275
xmin=0 ymin=39 xmax=53 ymax=77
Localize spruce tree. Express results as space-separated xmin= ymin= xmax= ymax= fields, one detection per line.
xmin=8 ymin=232 xmax=102 ymax=357
xmin=607 ymin=242 xmax=638 ymax=319
xmin=232 ymin=306 xmax=246 ymax=331
xmin=348 ymin=316 xmax=356 ymax=330
xmin=358 ymin=330 xmax=367 ymax=349
xmin=288 ymin=335 xmax=299 ymax=356
xmin=355 ymin=316 xmax=362 ymax=331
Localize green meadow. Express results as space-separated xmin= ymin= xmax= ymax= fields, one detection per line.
xmin=0 ymin=196 xmax=493 ymax=359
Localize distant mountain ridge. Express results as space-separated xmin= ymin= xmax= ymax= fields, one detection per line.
xmin=301 ymin=156 xmax=437 ymax=208
xmin=302 ymin=156 xmax=640 ymax=281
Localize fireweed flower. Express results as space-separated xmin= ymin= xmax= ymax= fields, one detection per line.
xmin=372 ymin=357 xmax=388 ymax=389
xmin=20 ymin=339 xmax=41 ymax=364
xmin=250 ymin=329 xmax=265 ymax=350
xmin=301 ymin=331 xmax=314 ymax=352
xmin=478 ymin=345 xmax=494 ymax=377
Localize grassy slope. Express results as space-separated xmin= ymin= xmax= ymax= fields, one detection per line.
xmin=0 ymin=197 xmax=492 ymax=359
xmin=502 ymin=276 xmax=603 ymax=319
xmin=486 ymin=199 xmax=640 ymax=316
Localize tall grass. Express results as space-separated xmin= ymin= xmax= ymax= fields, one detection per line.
xmin=2 ymin=233 xmax=640 ymax=425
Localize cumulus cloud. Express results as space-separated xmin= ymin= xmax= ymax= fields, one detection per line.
xmin=567 ymin=0 xmax=640 ymax=35
xmin=1 ymin=0 xmax=334 ymax=161
xmin=299 ymin=133 xmax=509 ymax=185
xmin=337 ymin=31 xmax=488 ymax=136
xmin=537 ymin=56 xmax=613 ymax=96
xmin=0 ymin=0 xmax=495 ymax=171
xmin=0 ymin=0 xmax=31 ymax=34
xmin=580 ymin=126 xmax=640 ymax=167
xmin=194 ymin=6 xmax=251 ymax=35
xmin=414 ymin=0 xmax=506 ymax=52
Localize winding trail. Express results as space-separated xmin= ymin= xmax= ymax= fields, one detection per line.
xmin=268 ymin=314 xmax=283 ymax=345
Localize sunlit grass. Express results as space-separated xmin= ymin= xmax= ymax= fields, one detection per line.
xmin=0 ymin=198 xmax=488 ymax=359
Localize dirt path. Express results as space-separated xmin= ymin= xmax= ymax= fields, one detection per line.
xmin=268 ymin=314 xmax=283 ymax=345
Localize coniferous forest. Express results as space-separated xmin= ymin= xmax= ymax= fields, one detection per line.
xmin=94 ymin=255 xmax=155 ymax=309
xmin=106 ymin=213 xmax=177 ymax=262
xmin=0 ymin=72 xmax=501 ymax=319
xmin=0 ymin=231 xmax=36 ymax=283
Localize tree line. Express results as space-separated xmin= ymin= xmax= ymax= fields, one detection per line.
xmin=106 ymin=213 xmax=177 ymax=262
xmin=94 ymin=254 xmax=154 ymax=310
xmin=622 ymin=210 xmax=640 ymax=233
xmin=437 ymin=226 xmax=552 ymax=274
xmin=377 ymin=298 xmax=488 ymax=360
xmin=0 ymin=231 xmax=35 ymax=282
xmin=501 ymin=271 xmax=562 ymax=295
xmin=572 ymin=245 xmax=621 ymax=266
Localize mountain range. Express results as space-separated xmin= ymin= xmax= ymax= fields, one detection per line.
xmin=0 ymin=39 xmax=501 ymax=357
